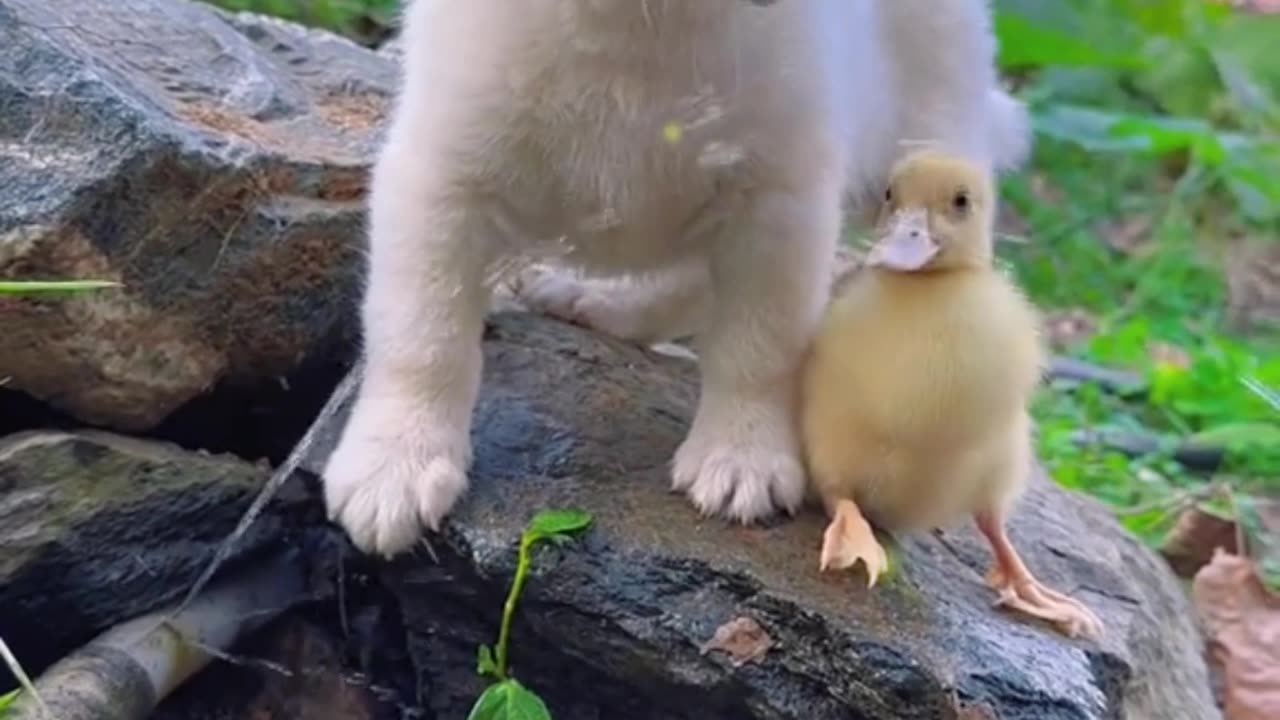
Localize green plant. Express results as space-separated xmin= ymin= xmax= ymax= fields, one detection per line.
xmin=992 ymin=0 xmax=1279 ymax=552
xmin=0 ymin=279 xmax=120 ymax=387
xmin=468 ymin=509 xmax=594 ymax=720
xmin=206 ymin=0 xmax=399 ymax=41
xmin=0 ymin=635 xmax=46 ymax=718
xmin=0 ymin=280 xmax=120 ymax=294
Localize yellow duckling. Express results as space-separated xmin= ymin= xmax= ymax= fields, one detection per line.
xmin=800 ymin=150 xmax=1102 ymax=639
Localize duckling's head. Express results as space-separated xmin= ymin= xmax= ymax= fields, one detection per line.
xmin=866 ymin=150 xmax=996 ymax=274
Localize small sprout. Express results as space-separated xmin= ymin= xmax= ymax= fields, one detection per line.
xmin=467 ymin=678 xmax=552 ymax=720
xmin=523 ymin=508 xmax=593 ymax=545
xmin=467 ymin=507 xmax=595 ymax=720
xmin=477 ymin=644 xmax=499 ymax=678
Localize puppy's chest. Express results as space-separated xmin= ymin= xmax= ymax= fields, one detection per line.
xmin=493 ymin=72 xmax=766 ymax=267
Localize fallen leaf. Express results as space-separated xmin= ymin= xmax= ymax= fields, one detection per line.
xmin=1235 ymin=494 xmax=1280 ymax=594
xmin=1191 ymin=549 xmax=1280 ymax=720
xmin=948 ymin=690 xmax=999 ymax=720
xmin=1161 ymin=506 xmax=1240 ymax=579
xmin=955 ymin=702 xmax=998 ymax=720
xmin=700 ymin=615 xmax=774 ymax=667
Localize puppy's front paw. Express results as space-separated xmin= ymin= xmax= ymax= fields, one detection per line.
xmin=323 ymin=410 xmax=470 ymax=558
xmin=671 ymin=406 xmax=806 ymax=523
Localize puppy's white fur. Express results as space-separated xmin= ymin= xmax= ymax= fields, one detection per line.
xmin=325 ymin=0 xmax=1032 ymax=557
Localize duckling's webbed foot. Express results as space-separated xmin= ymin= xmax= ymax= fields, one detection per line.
xmin=820 ymin=498 xmax=888 ymax=587
xmin=975 ymin=510 xmax=1104 ymax=639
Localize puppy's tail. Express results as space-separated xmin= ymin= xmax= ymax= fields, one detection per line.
xmin=986 ymin=87 xmax=1033 ymax=172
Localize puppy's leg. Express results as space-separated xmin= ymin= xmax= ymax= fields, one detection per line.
xmin=323 ymin=139 xmax=494 ymax=558
xmin=514 ymin=259 xmax=712 ymax=344
xmin=673 ymin=187 xmax=839 ymax=521
xmin=985 ymin=87 xmax=1032 ymax=172
xmin=880 ymin=0 xmax=1031 ymax=170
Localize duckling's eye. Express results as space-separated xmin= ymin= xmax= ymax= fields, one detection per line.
xmin=884 ymin=187 xmax=893 ymax=203
xmin=952 ymin=190 xmax=970 ymax=213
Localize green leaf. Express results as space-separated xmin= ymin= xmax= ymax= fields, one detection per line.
xmin=1233 ymin=493 xmax=1280 ymax=594
xmin=477 ymin=644 xmax=498 ymax=678
xmin=994 ymin=10 xmax=1142 ymax=71
xmin=522 ymin=509 xmax=593 ymax=545
xmin=466 ymin=679 xmax=553 ymax=720
xmin=1243 ymin=377 xmax=1280 ymax=413
xmin=0 ymin=688 xmax=18 ymax=710
xmin=1192 ymin=422 xmax=1280 ymax=451
xmin=0 ymin=280 xmax=121 ymax=294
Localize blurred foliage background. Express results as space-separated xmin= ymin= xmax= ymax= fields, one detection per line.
xmin=207 ymin=0 xmax=1279 ymax=577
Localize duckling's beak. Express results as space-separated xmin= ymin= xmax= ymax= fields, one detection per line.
xmin=866 ymin=208 xmax=938 ymax=272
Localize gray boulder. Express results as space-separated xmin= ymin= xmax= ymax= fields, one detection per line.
xmin=0 ymin=429 xmax=318 ymax=688
xmin=0 ymin=0 xmax=394 ymax=430
xmin=301 ymin=312 xmax=1220 ymax=720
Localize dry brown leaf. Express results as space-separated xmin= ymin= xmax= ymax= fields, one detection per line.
xmin=956 ymin=704 xmax=998 ymax=720
xmin=1161 ymin=506 xmax=1240 ymax=579
xmin=1236 ymin=494 xmax=1280 ymax=595
xmin=1191 ymin=549 xmax=1280 ymax=720
xmin=950 ymin=693 xmax=999 ymax=720
xmin=700 ymin=615 xmax=774 ymax=667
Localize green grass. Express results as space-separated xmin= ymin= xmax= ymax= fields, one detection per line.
xmin=0 ymin=635 xmax=47 ymax=718
xmin=994 ymin=0 xmax=1280 ymax=552
xmin=0 ymin=280 xmax=121 ymax=294
xmin=209 ymin=0 xmax=397 ymax=42
xmin=211 ymin=0 xmax=1279 ymax=558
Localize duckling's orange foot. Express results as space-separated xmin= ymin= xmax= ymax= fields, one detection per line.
xmin=819 ymin=499 xmax=887 ymax=587
xmin=974 ymin=509 xmax=1104 ymax=640
xmin=985 ymin=566 xmax=1104 ymax=640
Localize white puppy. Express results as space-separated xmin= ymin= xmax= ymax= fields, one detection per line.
xmin=324 ymin=0 xmax=1032 ymax=557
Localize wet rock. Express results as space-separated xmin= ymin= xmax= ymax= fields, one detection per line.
xmin=0 ymin=0 xmax=394 ymax=430
xmin=303 ymin=312 xmax=1219 ymax=720
xmin=0 ymin=430 xmax=320 ymax=688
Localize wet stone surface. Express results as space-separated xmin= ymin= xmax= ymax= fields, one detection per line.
xmin=300 ymin=312 xmax=1220 ymax=720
